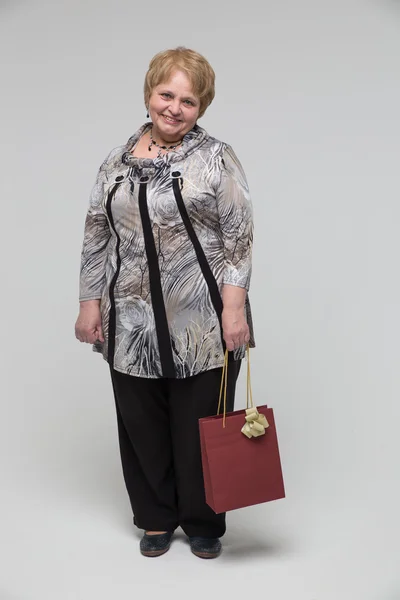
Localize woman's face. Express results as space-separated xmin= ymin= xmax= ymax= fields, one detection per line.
xmin=148 ymin=70 xmax=200 ymax=142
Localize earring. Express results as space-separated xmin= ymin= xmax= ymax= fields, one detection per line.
xmin=146 ymin=110 xmax=149 ymax=118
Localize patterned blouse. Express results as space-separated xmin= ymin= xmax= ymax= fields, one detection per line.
xmin=79 ymin=122 xmax=255 ymax=378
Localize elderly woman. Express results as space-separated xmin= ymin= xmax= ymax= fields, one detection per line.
xmin=75 ymin=47 xmax=255 ymax=559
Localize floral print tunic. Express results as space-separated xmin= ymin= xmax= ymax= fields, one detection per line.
xmin=79 ymin=123 xmax=255 ymax=378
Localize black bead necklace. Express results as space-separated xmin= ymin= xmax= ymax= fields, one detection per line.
xmin=148 ymin=128 xmax=183 ymax=158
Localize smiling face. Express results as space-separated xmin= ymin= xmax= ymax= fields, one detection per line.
xmin=148 ymin=70 xmax=200 ymax=144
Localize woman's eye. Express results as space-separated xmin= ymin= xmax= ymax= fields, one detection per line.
xmin=160 ymin=93 xmax=195 ymax=106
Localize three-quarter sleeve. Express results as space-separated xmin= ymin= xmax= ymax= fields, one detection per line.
xmin=216 ymin=145 xmax=254 ymax=290
xmin=79 ymin=151 xmax=115 ymax=302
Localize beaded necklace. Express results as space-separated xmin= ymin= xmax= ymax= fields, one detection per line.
xmin=148 ymin=128 xmax=183 ymax=158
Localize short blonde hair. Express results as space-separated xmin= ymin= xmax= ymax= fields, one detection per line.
xmin=144 ymin=47 xmax=216 ymax=119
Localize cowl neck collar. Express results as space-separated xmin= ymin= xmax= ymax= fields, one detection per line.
xmin=121 ymin=122 xmax=209 ymax=169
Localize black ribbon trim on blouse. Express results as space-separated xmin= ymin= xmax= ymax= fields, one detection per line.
xmin=172 ymin=177 xmax=225 ymax=347
xmin=138 ymin=181 xmax=175 ymax=378
xmin=105 ymin=181 xmax=123 ymax=368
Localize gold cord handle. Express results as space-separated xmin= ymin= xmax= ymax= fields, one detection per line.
xmin=242 ymin=345 xmax=269 ymax=438
xmin=217 ymin=345 xmax=269 ymax=437
xmin=217 ymin=345 xmax=253 ymax=428
xmin=217 ymin=349 xmax=229 ymax=427
xmin=246 ymin=344 xmax=253 ymax=410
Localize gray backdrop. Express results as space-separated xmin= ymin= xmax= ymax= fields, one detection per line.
xmin=0 ymin=0 xmax=399 ymax=599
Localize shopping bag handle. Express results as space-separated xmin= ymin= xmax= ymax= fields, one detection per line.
xmin=217 ymin=345 xmax=253 ymax=428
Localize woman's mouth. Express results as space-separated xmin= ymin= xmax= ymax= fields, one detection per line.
xmin=161 ymin=114 xmax=181 ymax=124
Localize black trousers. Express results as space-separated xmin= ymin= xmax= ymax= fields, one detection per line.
xmin=109 ymin=357 xmax=241 ymax=538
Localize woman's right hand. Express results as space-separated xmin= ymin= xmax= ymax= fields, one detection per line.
xmin=75 ymin=300 xmax=104 ymax=344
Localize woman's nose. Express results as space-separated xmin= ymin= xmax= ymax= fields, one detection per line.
xmin=169 ymin=99 xmax=181 ymax=115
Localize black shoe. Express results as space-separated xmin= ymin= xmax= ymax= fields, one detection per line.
xmin=140 ymin=532 xmax=173 ymax=557
xmin=189 ymin=536 xmax=222 ymax=559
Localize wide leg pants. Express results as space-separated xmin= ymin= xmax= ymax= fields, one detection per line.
xmin=109 ymin=358 xmax=241 ymax=538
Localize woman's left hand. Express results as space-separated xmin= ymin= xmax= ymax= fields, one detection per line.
xmin=222 ymin=308 xmax=250 ymax=351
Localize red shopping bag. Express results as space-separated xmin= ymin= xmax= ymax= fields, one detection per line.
xmin=199 ymin=348 xmax=285 ymax=514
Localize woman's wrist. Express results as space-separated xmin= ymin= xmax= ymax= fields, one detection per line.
xmin=221 ymin=284 xmax=246 ymax=312
xmin=80 ymin=299 xmax=101 ymax=309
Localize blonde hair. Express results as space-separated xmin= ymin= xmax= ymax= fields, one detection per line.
xmin=144 ymin=47 xmax=215 ymax=118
